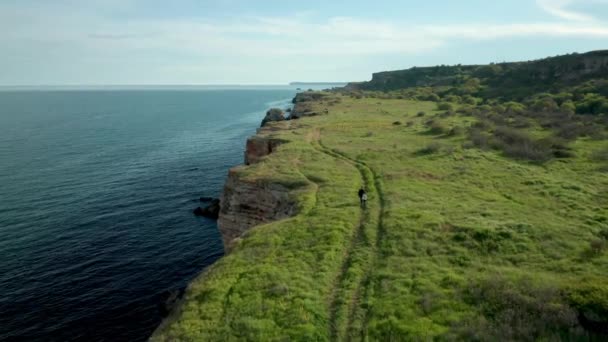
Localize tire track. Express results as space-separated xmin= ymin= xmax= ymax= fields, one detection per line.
xmin=309 ymin=136 xmax=386 ymax=341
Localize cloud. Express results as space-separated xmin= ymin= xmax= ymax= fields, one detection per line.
xmin=536 ymin=0 xmax=596 ymax=21
xmin=76 ymin=16 xmax=608 ymax=58
xmin=1 ymin=1 xmax=608 ymax=83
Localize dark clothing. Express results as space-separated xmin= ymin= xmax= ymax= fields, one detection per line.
xmin=358 ymin=189 xmax=367 ymax=208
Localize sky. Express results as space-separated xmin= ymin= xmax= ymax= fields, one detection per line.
xmin=0 ymin=0 xmax=607 ymax=85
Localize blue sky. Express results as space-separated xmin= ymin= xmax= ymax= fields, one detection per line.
xmin=1 ymin=0 xmax=607 ymax=85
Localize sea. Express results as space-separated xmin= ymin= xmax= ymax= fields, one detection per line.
xmin=0 ymin=85 xmax=340 ymax=341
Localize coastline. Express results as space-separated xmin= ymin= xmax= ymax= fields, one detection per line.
xmin=150 ymin=81 xmax=608 ymax=340
xmin=150 ymin=92 xmax=318 ymax=339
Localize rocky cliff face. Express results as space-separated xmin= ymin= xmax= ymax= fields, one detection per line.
xmin=217 ymin=124 xmax=296 ymax=252
xmin=289 ymin=92 xmax=326 ymax=119
xmin=217 ymin=168 xmax=296 ymax=251
xmin=244 ymin=135 xmax=285 ymax=165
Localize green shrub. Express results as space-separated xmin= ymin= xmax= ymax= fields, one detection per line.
xmin=437 ymin=102 xmax=454 ymax=111
xmin=504 ymin=101 xmax=526 ymax=114
xmin=560 ymin=100 xmax=576 ymax=114
xmin=417 ymin=111 xmax=426 ymax=117
xmin=576 ymin=93 xmax=608 ymax=115
xmin=448 ymin=126 xmax=465 ymax=136
xmin=590 ymin=239 xmax=607 ymax=255
xmin=428 ymin=121 xmax=447 ymax=134
xmin=450 ymin=276 xmax=583 ymax=341
xmin=468 ymin=128 xmax=493 ymax=150
xmin=566 ymin=281 xmax=608 ymax=330
xmin=532 ymin=97 xmax=559 ymax=112
xmin=461 ymin=95 xmax=478 ymax=105
xmin=591 ymin=148 xmax=608 ymax=161
xmin=443 ymin=95 xmax=462 ymax=103
xmin=501 ymin=140 xmax=552 ymax=163
xmin=417 ymin=142 xmax=442 ymax=155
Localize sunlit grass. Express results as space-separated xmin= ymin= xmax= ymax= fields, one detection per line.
xmin=153 ymin=94 xmax=608 ymax=340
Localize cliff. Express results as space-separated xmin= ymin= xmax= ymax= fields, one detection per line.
xmin=218 ymin=124 xmax=296 ymax=252
xmin=244 ymin=134 xmax=286 ymax=165
xmin=217 ymin=169 xmax=297 ymax=251
xmin=347 ymin=50 xmax=608 ymax=100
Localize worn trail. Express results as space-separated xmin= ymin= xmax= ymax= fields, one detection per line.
xmin=309 ymin=134 xmax=386 ymax=341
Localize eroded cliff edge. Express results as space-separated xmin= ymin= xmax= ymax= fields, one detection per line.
xmin=217 ymin=93 xmax=328 ymax=251
xmin=218 ymin=126 xmax=295 ymax=251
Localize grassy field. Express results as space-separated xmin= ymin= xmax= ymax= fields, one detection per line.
xmin=152 ymin=94 xmax=608 ymax=341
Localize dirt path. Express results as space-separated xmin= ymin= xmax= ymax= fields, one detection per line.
xmin=309 ymin=135 xmax=386 ymax=341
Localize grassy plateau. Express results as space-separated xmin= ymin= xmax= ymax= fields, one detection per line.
xmin=152 ymin=92 xmax=608 ymax=341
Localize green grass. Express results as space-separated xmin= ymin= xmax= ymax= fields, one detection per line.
xmin=152 ymin=94 xmax=608 ymax=341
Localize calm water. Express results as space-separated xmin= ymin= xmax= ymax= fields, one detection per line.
xmin=0 ymin=87 xmax=307 ymax=341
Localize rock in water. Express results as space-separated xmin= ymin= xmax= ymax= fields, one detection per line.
xmin=193 ymin=199 xmax=220 ymax=219
xmin=157 ymin=288 xmax=185 ymax=317
xmin=261 ymin=108 xmax=285 ymax=127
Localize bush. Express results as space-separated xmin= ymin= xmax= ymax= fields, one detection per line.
xmin=566 ymin=282 xmax=608 ymax=332
xmin=448 ymin=126 xmax=465 ymax=136
xmin=531 ymin=97 xmax=559 ymax=112
xmin=590 ymin=239 xmax=606 ymax=255
xmin=437 ymin=102 xmax=454 ymax=111
xmin=428 ymin=121 xmax=447 ymax=134
xmin=469 ymin=128 xmax=493 ymax=150
xmin=392 ymin=121 xmax=402 ymax=125
xmin=461 ymin=95 xmax=478 ymax=105
xmin=560 ymin=100 xmax=576 ymax=114
xmin=417 ymin=142 xmax=442 ymax=155
xmin=509 ymin=116 xmax=531 ymax=128
xmin=472 ymin=119 xmax=491 ymax=130
xmin=492 ymin=126 xmax=530 ymax=145
xmin=501 ymin=141 xmax=552 ymax=162
xmin=417 ymin=111 xmax=426 ymax=117
xmin=468 ymin=126 xmax=553 ymax=162
xmin=576 ymin=93 xmax=608 ymax=115
xmin=591 ymin=148 xmax=608 ymax=161
xmin=450 ymin=276 xmax=583 ymax=341
xmin=443 ymin=95 xmax=462 ymax=103
xmin=504 ymin=101 xmax=526 ymax=114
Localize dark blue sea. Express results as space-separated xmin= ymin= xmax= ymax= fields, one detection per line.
xmin=0 ymin=86 xmax=334 ymax=341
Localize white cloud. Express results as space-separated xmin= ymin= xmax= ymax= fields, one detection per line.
xmin=536 ymin=0 xmax=599 ymax=21
xmin=1 ymin=1 xmax=608 ymax=83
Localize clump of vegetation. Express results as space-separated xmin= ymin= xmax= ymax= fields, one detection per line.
xmin=417 ymin=111 xmax=426 ymax=117
xmin=492 ymin=126 xmax=552 ymax=162
xmin=450 ymin=276 xmax=585 ymax=341
xmin=417 ymin=142 xmax=442 ymax=155
xmin=427 ymin=121 xmax=447 ymax=135
xmin=448 ymin=126 xmax=465 ymax=136
xmin=589 ymin=239 xmax=607 ymax=255
xmin=392 ymin=121 xmax=402 ymax=126
xmin=591 ymin=148 xmax=608 ymax=161
xmin=437 ymin=102 xmax=454 ymax=111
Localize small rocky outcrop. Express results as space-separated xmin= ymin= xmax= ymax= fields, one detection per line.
xmin=193 ymin=199 xmax=220 ymax=219
xmin=289 ymin=92 xmax=326 ymax=119
xmin=261 ymin=108 xmax=285 ymax=127
xmin=244 ymin=135 xmax=285 ymax=165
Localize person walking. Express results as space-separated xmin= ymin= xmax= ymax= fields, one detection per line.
xmin=358 ymin=188 xmax=367 ymax=208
